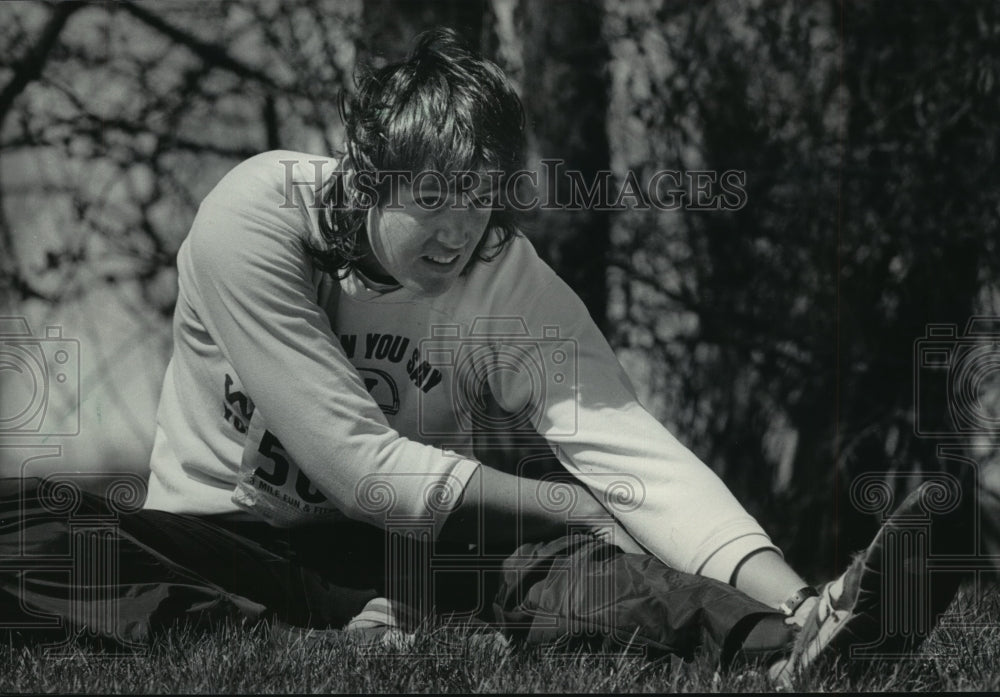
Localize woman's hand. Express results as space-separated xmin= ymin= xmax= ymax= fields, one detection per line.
xmin=587 ymin=517 xmax=647 ymax=555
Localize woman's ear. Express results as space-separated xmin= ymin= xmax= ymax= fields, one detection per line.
xmin=363 ymin=205 xmax=387 ymax=268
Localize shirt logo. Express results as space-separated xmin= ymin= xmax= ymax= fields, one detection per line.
xmin=358 ymin=367 xmax=400 ymax=415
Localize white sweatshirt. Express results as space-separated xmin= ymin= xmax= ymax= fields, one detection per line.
xmin=145 ymin=150 xmax=779 ymax=582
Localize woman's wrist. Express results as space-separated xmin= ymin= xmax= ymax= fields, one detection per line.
xmin=731 ymin=549 xmax=811 ymax=609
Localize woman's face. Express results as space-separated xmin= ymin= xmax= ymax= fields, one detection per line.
xmin=359 ymin=173 xmax=495 ymax=297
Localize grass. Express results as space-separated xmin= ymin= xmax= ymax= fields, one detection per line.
xmin=2 ymin=585 xmax=1000 ymax=693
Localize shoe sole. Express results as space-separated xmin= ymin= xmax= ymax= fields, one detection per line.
xmin=792 ymin=485 xmax=963 ymax=676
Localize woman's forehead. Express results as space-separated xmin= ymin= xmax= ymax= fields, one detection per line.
xmin=407 ymin=169 xmax=500 ymax=191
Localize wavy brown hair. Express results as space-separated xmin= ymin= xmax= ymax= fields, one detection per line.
xmin=307 ymin=28 xmax=527 ymax=278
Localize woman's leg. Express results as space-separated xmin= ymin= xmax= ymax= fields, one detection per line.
xmin=0 ymin=477 xmax=381 ymax=645
xmin=492 ymin=533 xmax=788 ymax=666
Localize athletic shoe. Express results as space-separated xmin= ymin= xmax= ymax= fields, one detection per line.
xmin=268 ymin=597 xmax=418 ymax=650
xmin=344 ymin=596 xmax=418 ymax=648
xmin=768 ymin=485 xmax=963 ymax=686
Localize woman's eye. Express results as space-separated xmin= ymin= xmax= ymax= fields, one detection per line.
xmin=467 ymin=190 xmax=497 ymax=208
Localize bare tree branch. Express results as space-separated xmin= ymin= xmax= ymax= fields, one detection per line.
xmin=0 ymin=1 xmax=85 ymax=305
xmin=117 ymin=1 xmax=281 ymax=90
xmin=0 ymin=1 xmax=85 ymax=127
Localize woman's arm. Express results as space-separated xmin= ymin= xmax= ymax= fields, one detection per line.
xmin=476 ymin=244 xmax=781 ymax=582
xmin=439 ymin=465 xmax=646 ymax=551
xmin=182 ymin=153 xmax=485 ymax=534
xmin=182 ymin=153 xmax=620 ymax=543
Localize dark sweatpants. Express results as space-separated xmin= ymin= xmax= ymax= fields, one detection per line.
xmin=0 ymin=477 xmax=777 ymax=663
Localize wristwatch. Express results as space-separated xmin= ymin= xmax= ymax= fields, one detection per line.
xmin=778 ymin=586 xmax=819 ymax=617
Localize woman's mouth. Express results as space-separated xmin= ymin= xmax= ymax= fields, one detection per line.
xmin=422 ymin=253 xmax=460 ymax=268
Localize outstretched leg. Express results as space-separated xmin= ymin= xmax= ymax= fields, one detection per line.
xmin=492 ymin=533 xmax=790 ymax=666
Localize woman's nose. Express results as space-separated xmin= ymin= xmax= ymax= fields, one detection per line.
xmin=435 ymin=221 xmax=469 ymax=249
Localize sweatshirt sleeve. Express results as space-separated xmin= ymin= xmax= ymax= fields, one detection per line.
xmin=180 ymin=152 xmax=479 ymax=534
xmin=483 ymin=266 xmax=779 ymax=583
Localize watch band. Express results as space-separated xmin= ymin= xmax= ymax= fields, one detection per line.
xmin=778 ymin=586 xmax=819 ymax=617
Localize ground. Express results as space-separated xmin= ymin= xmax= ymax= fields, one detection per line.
xmin=1 ymin=584 xmax=999 ymax=693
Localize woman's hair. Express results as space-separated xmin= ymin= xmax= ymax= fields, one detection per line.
xmin=308 ymin=27 xmax=526 ymax=278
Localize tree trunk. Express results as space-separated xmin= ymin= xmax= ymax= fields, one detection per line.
xmin=518 ymin=0 xmax=612 ymax=334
